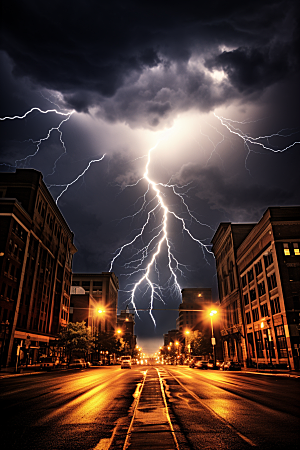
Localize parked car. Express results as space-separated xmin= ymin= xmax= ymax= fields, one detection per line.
xmin=220 ymin=361 xmax=242 ymax=371
xmin=69 ymin=359 xmax=86 ymax=369
xmin=120 ymin=356 xmax=132 ymax=369
xmin=207 ymin=359 xmax=215 ymax=369
xmin=92 ymin=360 xmax=103 ymax=366
xmin=40 ymin=357 xmax=59 ymax=371
xmin=215 ymin=360 xmax=224 ymax=369
xmin=189 ymin=356 xmax=203 ymax=368
xmin=195 ymin=359 xmax=208 ymax=369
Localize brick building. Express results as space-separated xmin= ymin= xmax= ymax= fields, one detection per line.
xmin=0 ymin=169 xmax=76 ymax=367
xmin=212 ymin=206 xmax=300 ymax=370
xmin=211 ymin=223 xmax=255 ymax=364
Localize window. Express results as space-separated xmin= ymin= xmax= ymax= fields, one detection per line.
xmin=232 ymin=300 xmax=238 ymax=324
xmin=270 ymin=297 xmax=281 ymax=315
xmin=293 ymin=243 xmax=300 ymax=256
xmin=264 ymin=252 xmax=273 ymax=268
xmin=248 ymin=268 xmax=254 ymax=283
xmin=260 ymin=303 xmax=269 ymax=318
xmin=246 ymin=311 xmax=252 ymax=324
xmin=229 ymin=262 xmax=235 ymax=292
xmin=241 ymin=275 xmax=247 ymax=288
xmin=247 ymin=332 xmax=256 ymax=358
xmin=258 ymin=281 xmax=266 ymax=297
xmin=275 ymin=325 xmax=288 ymax=358
xmin=250 ymin=288 xmax=256 ymax=302
xmin=255 ymin=330 xmax=264 ymax=358
xmin=243 ymin=293 xmax=249 ymax=306
xmin=287 ymin=266 xmax=300 ymax=282
xmin=93 ymin=281 xmax=102 ymax=287
xmin=283 ymin=243 xmax=290 ymax=256
xmin=7 ymin=285 xmax=12 ymax=299
xmin=1 ymin=283 xmax=6 ymax=297
xmin=252 ymin=308 xmax=259 ymax=322
xmin=267 ymin=273 xmax=277 ymax=291
xmin=293 ymin=296 xmax=300 ymax=310
xmin=255 ymin=260 xmax=263 ymax=276
xmin=82 ymin=281 xmax=90 ymax=291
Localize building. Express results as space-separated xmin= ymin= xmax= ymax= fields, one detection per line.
xmin=177 ymin=288 xmax=213 ymax=334
xmin=116 ymin=307 xmax=136 ymax=356
xmin=0 ymin=169 xmax=77 ymax=367
xmin=212 ymin=206 xmax=300 ymax=370
xmin=211 ymin=223 xmax=255 ymax=364
xmin=71 ymin=272 xmax=119 ymax=333
xmin=164 ymin=329 xmax=181 ymax=346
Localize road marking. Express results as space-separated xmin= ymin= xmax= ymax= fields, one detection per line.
xmin=122 ymin=370 xmax=148 ymax=450
xmin=164 ymin=368 xmax=257 ymax=447
xmin=156 ymin=368 xmax=181 ymax=450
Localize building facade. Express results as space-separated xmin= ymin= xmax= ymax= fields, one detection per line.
xmin=212 ymin=207 xmax=300 ymax=370
xmin=117 ymin=307 xmax=136 ymax=356
xmin=71 ymin=272 xmax=119 ymax=333
xmin=211 ymin=223 xmax=255 ymax=365
xmin=0 ymin=169 xmax=77 ymax=367
xmin=177 ymin=288 xmax=213 ymax=334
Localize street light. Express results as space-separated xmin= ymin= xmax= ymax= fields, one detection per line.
xmin=209 ymin=310 xmax=218 ymax=367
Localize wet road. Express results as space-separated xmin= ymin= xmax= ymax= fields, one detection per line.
xmin=0 ymin=366 xmax=143 ymax=450
xmin=1 ymin=365 xmax=299 ymax=450
xmin=160 ymin=366 xmax=300 ymax=450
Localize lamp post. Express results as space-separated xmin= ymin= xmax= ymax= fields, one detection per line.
xmin=175 ymin=341 xmax=179 ymax=365
xmin=209 ymin=310 xmax=218 ymax=368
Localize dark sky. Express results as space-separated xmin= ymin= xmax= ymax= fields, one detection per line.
xmin=1 ymin=0 xmax=299 ymax=354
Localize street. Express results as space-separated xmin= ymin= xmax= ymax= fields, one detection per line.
xmin=0 ymin=365 xmax=299 ymax=450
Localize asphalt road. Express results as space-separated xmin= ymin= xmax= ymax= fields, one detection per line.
xmin=0 ymin=366 xmax=142 ymax=450
xmin=1 ymin=365 xmax=299 ymax=450
xmin=160 ymin=366 xmax=300 ymax=450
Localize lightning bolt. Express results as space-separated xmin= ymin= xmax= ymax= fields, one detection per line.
xmin=214 ymin=112 xmax=300 ymax=172
xmin=2 ymin=106 xmax=299 ymax=327
xmin=0 ymin=107 xmax=106 ymax=204
xmin=109 ymin=139 xmax=215 ymax=325
xmin=0 ymin=107 xmax=74 ymax=171
xmin=48 ymin=154 xmax=106 ymax=204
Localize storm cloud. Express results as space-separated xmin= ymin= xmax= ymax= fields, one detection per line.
xmin=1 ymin=0 xmax=299 ymax=127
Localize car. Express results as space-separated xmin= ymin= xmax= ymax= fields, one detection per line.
xmin=92 ymin=360 xmax=103 ymax=366
xmin=207 ymin=359 xmax=215 ymax=369
xmin=120 ymin=356 xmax=132 ymax=369
xmin=189 ymin=356 xmax=203 ymax=368
xmin=40 ymin=356 xmax=59 ymax=371
xmin=220 ymin=361 xmax=242 ymax=371
xmin=69 ymin=359 xmax=86 ymax=369
xmin=195 ymin=360 xmax=208 ymax=369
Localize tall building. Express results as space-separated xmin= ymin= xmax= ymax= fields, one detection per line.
xmin=211 ymin=223 xmax=255 ymax=364
xmin=71 ymin=272 xmax=119 ymax=333
xmin=177 ymin=288 xmax=213 ymax=334
xmin=0 ymin=169 xmax=77 ymax=367
xmin=117 ymin=307 xmax=136 ymax=356
xmin=212 ymin=207 xmax=300 ymax=370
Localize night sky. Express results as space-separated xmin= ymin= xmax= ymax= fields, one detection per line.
xmin=1 ymin=1 xmax=299 ymax=354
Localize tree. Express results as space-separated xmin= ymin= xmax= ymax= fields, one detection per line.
xmin=94 ymin=331 xmax=122 ymax=360
xmin=56 ymin=322 xmax=93 ymax=361
xmin=191 ymin=332 xmax=212 ymax=356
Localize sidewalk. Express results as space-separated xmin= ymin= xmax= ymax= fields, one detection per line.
xmin=242 ymin=367 xmax=300 ymax=378
xmin=0 ymin=364 xmax=64 ymax=378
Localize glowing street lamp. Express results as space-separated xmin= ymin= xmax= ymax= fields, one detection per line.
xmin=209 ymin=309 xmax=218 ymax=367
